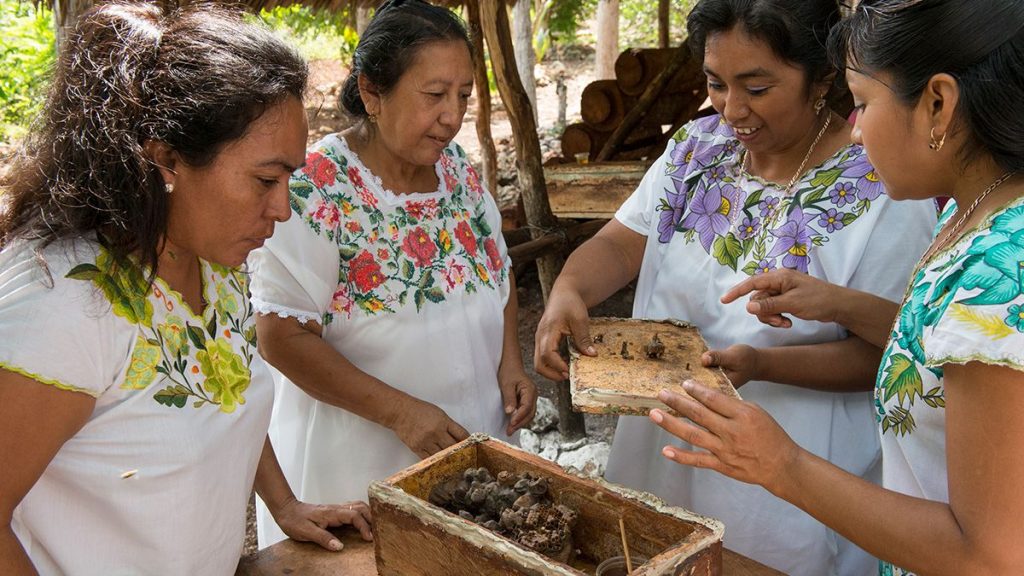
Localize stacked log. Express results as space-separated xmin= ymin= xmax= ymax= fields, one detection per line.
xmin=559 ymin=46 xmax=707 ymax=163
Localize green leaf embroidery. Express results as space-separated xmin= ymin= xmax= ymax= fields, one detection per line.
xmin=206 ymin=315 xmax=218 ymax=339
xmin=186 ymin=325 xmax=207 ymax=350
xmin=401 ymin=259 xmax=414 ymax=280
xmin=712 ymin=234 xmax=743 ymax=271
xmin=291 ymin=181 xmax=314 ymax=199
xmin=882 ymin=405 xmax=916 ymax=436
xmin=881 ymin=353 xmax=924 ymax=406
xmin=153 ymin=385 xmax=190 ymax=409
xmin=841 ymin=212 xmax=858 ymax=226
xmin=338 ymin=245 xmax=358 ymax=261
xmin=809 ymin=167 xmax=844 ymax=189
xmin=414 ymin=289 xmax=426 ymax=312
xmin=65 ymin=263 xmax=101 ymax=280
xmin=423 ymin=287 xmax=445 ymax=303
xmin=802 ymin=187 xmax=827 ymax=205
xmin=741 ymin=261 xmax=761 ymax=276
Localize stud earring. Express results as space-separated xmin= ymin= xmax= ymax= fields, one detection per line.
xmin=165 ymin=183 xmax=174 ymax=194
xmin=928 ymin=127 xmax=947 ymax=151
xmin=367 ymin=112 xmax=378 ymax=124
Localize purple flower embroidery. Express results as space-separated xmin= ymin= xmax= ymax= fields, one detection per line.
xmin=767 ymin=212 xmax=815 ymax=273
xmin=658 ymin=188 xmax=688 ymax=243
xmin=759 ymin=196 xmax=781 ymax=219
xmin=755 ymin=258 xmax=777 ymax=275
xmin=843 ymin=162 xmax=884 ymax=201
xmin=706 ymin=165 xmax=727 ymax=183
xmin=680 ymin=181 xmax=733 ymax=251
xmin=737 ymin=216 xmax=761 ymax=240
xmin=818 ymin=208 xmax=845 ymax=233
xmin=670 ymin=140 xmax=696 ymax=166
xmin=830 ymin=182 xmax=856 ymax=207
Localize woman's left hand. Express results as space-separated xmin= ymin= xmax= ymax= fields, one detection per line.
xmin=275 ymin=498 xmax=373 ymax=551
xmin=499 ymin=371 xmax=538 ymax=436
xmin=649 ymin=381 xmax=802 ymax=494
xmin=701 ymin=344 xmax=760 ymax=388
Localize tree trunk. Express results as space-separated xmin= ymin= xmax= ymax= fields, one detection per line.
xmin=480 ymin=0 xmax=585 ymax=441
xmin=511 ymin=0 xmax=537 ymax=119
xmin=595 ymin=0 xmax=619 ymax=80
xmin=52 ymin=0 xmax=92 ymax=51
xmin=465 ymin=0 xmax=498 ymax=196
xmin=355 ymin=1 xmax=371 ymax=35
xmin=658 ymin=0 xmax=671 ymax=49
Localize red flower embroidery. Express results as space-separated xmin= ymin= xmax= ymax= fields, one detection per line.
xmin=443 ymin=259 xmax=467 ymax=290
xmin=406 ymin=198 xmax=439 ymax=221
xmin=401 ymin=227 xmax=437 ymax=267
xmin=348 ymin=166 xmax=378 ymax=209
xmin=345 ymin=220 xmax=362 ymax=234
xmin=330 ymin=285 xmax=353 ymax=315
xmin=349 ymin=251 xmax=385 ymax=293
xmin=302 ymin=152 xmax=337 ymax=188
xmin=455 ymin=220 xmax=477 ymax=257
xmin=377 ymin=248 xmax=390 ymax=260
xmin=484 ymin=237 xmax=503 ymax=271
xmin=465 ymin=165 xmax=483 ymax=197
xmin=312 ymin=200 xmax=341 ymax=230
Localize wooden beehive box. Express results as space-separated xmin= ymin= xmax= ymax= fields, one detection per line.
xmin=369 ymin=435 xmax=723 ymax=576
xmin=543 ymin=161 xmax=649 ymax=220
xmin=570 ymin=318 xmax=740 ymax=416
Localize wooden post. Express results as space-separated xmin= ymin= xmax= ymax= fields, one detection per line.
xmin=355 ymin=0 xmax=371 ymax=35
xmin=52 ymin=0 xmax=92 ymax=51
xmin=479 ymin=0 xmax=584 ymax=442
xmin=595 ymin=0 xmax=619 ymax=79
xmin=658 ymin=0 xmax=671 ymax=49
xmin=465 ymin=0 xmax=498 ymax=196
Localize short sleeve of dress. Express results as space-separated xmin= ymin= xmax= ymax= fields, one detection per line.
xmin=0 ymin=241 xmax=131 ymax=397
xmin=922 ymin=202 xmax=1024 ymax=371
xmin=249 ymin=205 xmax=340 ymax=326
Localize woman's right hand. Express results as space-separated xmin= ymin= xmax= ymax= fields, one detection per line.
xmin=390 ymin=399 xmax=469 ymax=459
xmin=720 ymin=269 xmax=841 ymax=328
xmin=533 ymin=288 xmax=596 ymax=381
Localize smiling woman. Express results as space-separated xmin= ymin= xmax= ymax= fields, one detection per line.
xmin=248 ymin=0 xmax=538 ymax=549
xmin=532 ymin=0 xmax=940 ymax=574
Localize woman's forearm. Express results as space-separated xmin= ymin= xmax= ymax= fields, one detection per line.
xmin=253 ymin=437 xmax=295 ymax=517
xmin=497 ymin=272 xmax=525 ymax=378
xmin=831 ymin=287 xmax=900 ymax=348
xmin=554 ymin=220 xmax=646 ymax=308
xmin=255 ymin=315 xmax=412 ymax=429
xmin=0 ymin=527 xmax=37 ymax=575
xmin=754 ymin=335 xmax=881 ymax=392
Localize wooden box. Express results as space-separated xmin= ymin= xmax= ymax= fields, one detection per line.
xmin=369 ymin=435 xmax=723 ymax=576
xmin=543 ymin=162 xmax=649 ymax=219
xmin=570 ymin=318 xmax=740 ymax=416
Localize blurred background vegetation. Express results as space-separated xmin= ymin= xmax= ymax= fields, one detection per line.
xmin=0 ymin=0 xmax=695 ymax=145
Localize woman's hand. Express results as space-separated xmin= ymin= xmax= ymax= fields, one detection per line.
xmin=720 ymin=268 xmax=840 ymax=328
xmin=701 ymin=344 xmax=760 ymax=388
xmin=498 ymin=370 xmax=538 ymax=436
xmin=534 ymin=288 xmax=595 ymax=381
xmin=648 ymin=381 xmax=803 ymax=494
xmin=390 ymin=399 xmax=470 ymax=459
xmin=274 ymin=498 xmax=373 ymax=551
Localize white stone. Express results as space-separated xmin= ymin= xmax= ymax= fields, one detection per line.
xmin=538 ymin=430 xmax=562 ymax=462
xmin=556 ymin=442 xmax=611 ymax=478
xmin=518 ymin=429 xmax=541 ymax=455
xmin=529 ymin=397 xmax=559 ymax=433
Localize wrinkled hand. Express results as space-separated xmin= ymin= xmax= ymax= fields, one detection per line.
xmin=702 ymin=344 xmax=759 ymax=388
xmin=391 ymin=399 xmax=469 ymax=459
xmin=648 ymin=381 xmax=802 ymax=494
xmin=534 ymin=289 xmax=595 ymax=381
xmin=721 ymin=268 xmax=839 ymax=328
xmin=274 ymin=498 xmax=373 ymax=551
xmin=499 ymin=371 xmax=538 ymax=436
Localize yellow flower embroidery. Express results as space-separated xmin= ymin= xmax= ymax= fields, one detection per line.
xmin=123 ymin=335 xmax=161 ymax=390
xmin=196 ymin=338 xmax=251 ymax=413
xmin=157 ymin=315 xmax=188 ymax=358
xmin=475 ymin=263 xmax=490 ymax=283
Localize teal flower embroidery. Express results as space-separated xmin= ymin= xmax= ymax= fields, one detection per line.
xmin=1006 ymin=304 xmax=1024 ymax=332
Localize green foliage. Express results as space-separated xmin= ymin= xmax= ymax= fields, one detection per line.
xmin=0 ymin=0 xmax=55 ymax=143
xmin=250 ymin=4 xmax=358 ymax=62
xmin=620 ymin=0 xmax=699 ymax=48
xmin=547 ymin=0 xmax=595 ymax=45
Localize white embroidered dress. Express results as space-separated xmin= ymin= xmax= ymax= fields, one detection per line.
xmin=604 ymin=116 xmax=939 ymax=576
xmin=0 ymin=238 xmax=271 ymax=575
xmin=250 ymin=135 xmax=512 ymax=547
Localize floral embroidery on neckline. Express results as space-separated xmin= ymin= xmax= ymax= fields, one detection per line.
xmin=656 ymin=121 xmax=884 ymax=275
xmin=289 ymin=139 xmax=506 ymax=323
xmin=334 ymin=133 xmax=447 ymax=201
xmin=64 ymin=248 xmax=256 ymax=412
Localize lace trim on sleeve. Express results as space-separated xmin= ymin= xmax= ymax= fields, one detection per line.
xmin=251 ymin=298 xmax=322 ymax=326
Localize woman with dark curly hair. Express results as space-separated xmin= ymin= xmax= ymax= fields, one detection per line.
xmin=0 ymin=4 xmax=370 ymax=573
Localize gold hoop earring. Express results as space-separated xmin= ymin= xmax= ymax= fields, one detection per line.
xmin=929 ymin=128 xmax=947 ymax=151
xmin=814 ymin=97 xmax=827 ymax=115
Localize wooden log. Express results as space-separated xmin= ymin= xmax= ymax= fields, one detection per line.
xmin=614 ymin=47 xmax=703 ymax=97
xmin=580 ymin=79 xmax=625 ymax=131
xmin=597 ymin=43 xmax=698 ymax=162
xmin=465 ymin=0 xmax=498 ymax=195
xmin=561 ymin=122 xmax=664 ymax=163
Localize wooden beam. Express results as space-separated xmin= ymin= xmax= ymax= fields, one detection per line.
xmin=658 ymin=0 xmax=670 ymax=49
xmin=595 ymin=42 xmax=693 ymax=162
xmin=465 ymin=0 xmax=498 ymax=195
xmin=479 ymin=0 xmax=562 ymax=303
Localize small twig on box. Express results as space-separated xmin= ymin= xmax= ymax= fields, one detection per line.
xmin=619 ymin=516 xmax=633 ymax=575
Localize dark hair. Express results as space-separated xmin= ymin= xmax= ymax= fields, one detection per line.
xmin=687 ymin=0 xmax=842 ymax=97
xmin=339 ymin=0 xmax=471 ymax=118
xmin=0 ymin=2 xmax=308 ymax=275
xmin=829 ymin=0 xmax=1024 ymax=172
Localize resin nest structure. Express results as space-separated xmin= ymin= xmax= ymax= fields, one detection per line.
xmin=429 ymin=467 xmax=579 ymax=560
